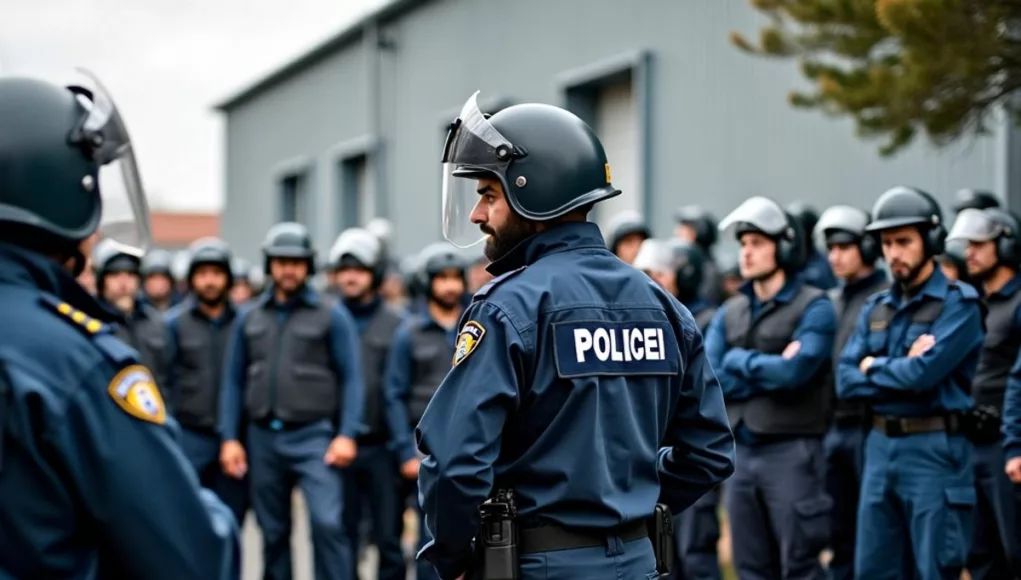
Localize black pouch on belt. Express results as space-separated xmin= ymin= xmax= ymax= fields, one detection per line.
xmin=478 ymin=489 xmax=520 ymax=580
xmin=963 ymin=406 xmax=1002 ymax=445
xmin=646 ymin=504 xmax=674 ymax=577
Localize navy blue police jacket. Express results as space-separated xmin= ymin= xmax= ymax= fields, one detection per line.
xmin=0 ymin=242 xmax=239 ymax=579
xmin=414 ymin=222 xmax=736 ymax=580
xmin=993 ymin=276 xmax=1021 ymax=459
xmin=836 ymin=265 xmax=984 ymax=416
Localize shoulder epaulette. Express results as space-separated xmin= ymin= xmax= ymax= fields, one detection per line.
xmin=474 ymin=266 xmax=527 ymax=300
xmin=38 ymin=294 xmax=108 ymax=336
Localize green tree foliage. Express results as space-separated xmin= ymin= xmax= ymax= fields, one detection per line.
xmin=730 ymin=0 xmax=1021 ymax=156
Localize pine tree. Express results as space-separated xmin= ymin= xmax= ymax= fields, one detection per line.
xmin=730 ymin=0 xmax=1021 ymax=156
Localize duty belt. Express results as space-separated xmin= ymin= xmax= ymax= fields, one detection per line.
xmin=519 ymin=520 xmax=647 ymax=555
xmin=871 ymin=414 xmax=962 ymax=437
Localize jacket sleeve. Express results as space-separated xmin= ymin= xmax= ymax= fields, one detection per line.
xmin=702 ymin=307 xmax=748 ymax=401
xmin=218 ymin=308 xmax=249 ymax=442
xmin=328 ymin=303 xmax=365 ymax=439
xmin=383 ymin=322 xmax=417 ymax=463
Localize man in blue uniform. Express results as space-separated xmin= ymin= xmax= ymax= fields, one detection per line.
xmin=704 ymin=196 xmax=837 ymax=580
xmin=788 ymin=202 xmax=838 ymax=290
xmin=837 ymin=186 xmax=984 ymax=580
xmin=946 ymin=208 xmax=1021 ymax=579
xmin=605 ymin=209 xmax=650 ymax=265
xmin=165 ymin=237 xmax=248 ymax=526
xmin=219 ymin=222 xmax=364 ymax=580
xmin=384 ymin=242 xmax=469 ymax=580
xmin=0 ymin=73 xmax=238 ymax=578
xmin=676 ymin=205 xmax=724 ymax=305
xmin=814 ymin=205 xmax=889 ymax=580
xmin=417 ymin=92 xmax=735 ymax=580
xmin=327 ymin=227 xmax=408 ymax=580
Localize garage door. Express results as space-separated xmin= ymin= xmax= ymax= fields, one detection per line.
xmin=592 ymin=79 xmax=640 ymax=232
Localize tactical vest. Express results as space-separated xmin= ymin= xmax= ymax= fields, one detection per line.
xmin=172 ymin=308 xmax=235 ymax=430
xmin=242 ymin=300 xmax=341 ymax=424
xmin=972 ymin=288 xmax=1021 ymax=410
xmin=722 ymin=285 xmax=830 ymax=435
xmin=408 ymin=321 xmax=455 ymax=426
xmin=828 ymin=277 xmax=890 ymax=419
xmin=359 ymin=306 xmax=404 ymax=439
xmin=115 ymin=304 xmax=167 ymax=394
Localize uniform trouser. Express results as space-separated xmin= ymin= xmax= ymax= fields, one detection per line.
xmin=967 ymin=441 xmax=1021 ymax=579
xmin=856 ymin=429 xmax=975 ymax=580
xmin=248 ymin=419 xmax=351 ymax=580
xmin=513 ymin=535 xmax=659 ymax=579
xmin=667 ymin=487 xmax=721 ymax=580
xmin=823 ymin=424 xmax=865 ymax=580
xmin=725 ymin=438 xmax=831 ymax=580
xmin=409 ymin=480 xmax=440 ymax=580
xmin=179 ymin=426 xmax=250 ymax=526
xmin=341 ymin=442 xmax=406 ymax=580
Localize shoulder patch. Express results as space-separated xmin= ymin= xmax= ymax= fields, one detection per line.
xmin=38 ymin=294 xmax=107 ymax=335
xmin=474 ymin=266 xmax=527 ymax=299
xmin=452 ymin=321 xmax=487 ymax=367
xmin=107 ymin=365 xmax=166 ymax=425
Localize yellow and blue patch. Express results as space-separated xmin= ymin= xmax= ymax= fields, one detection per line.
xmin=452 ymin=321 xmax=486 ymax=367
xmin=107 ymin=365 xmax=166 ymax=425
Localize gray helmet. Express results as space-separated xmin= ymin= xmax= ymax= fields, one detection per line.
xmin=400 ymin=253 xmax=424 ymax=300
xmin=947 ymin=208 xmax=1021 ymax=269
xmin=675 ymin=205 xmax=718 ymax=250
xmin=262 ymin=222 xmax=315 ymax=274
xmin=141 ymin=249 xmax=174 ymax=278
xmin=719 ymin=196 xmax=807 ymax=271
xmin=92 ymin=238 xmax=141 ymax=277
xmin=231 ymin=257 xmax=251 ymax=282
xmin=417 ymin=242 xmax=468 ymax=293
xmin=952 ymin=189 xmax=1000 ymax=214
xmin=329 ymin=227 xmax=385 ymax=284
xmin=186 ymin=237 xmax=233 ymax=287
xmin=605 ymin=210 xmax=651 ymax=253
xmin=816 ymin=205 xmax=879 ymax=264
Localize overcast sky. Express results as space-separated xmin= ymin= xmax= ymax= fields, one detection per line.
xmin=0 ymin=0 xmax=387 ymax=212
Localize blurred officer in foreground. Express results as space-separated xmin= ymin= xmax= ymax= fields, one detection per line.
xmin=219 ymin=222 xmax=365 ymax=580
xmin=814 ymin=205 xmax=889 ymax=580
xmin=417 ymin=92 xmax=735 ymax=579
xmin=228 ymin=257 xmax=255 ymax=304
xmin=0 ymin=73 xmax=238 ymax=578
xmin=953 ymin=188 xmax=1001 ymax=216
xmin=947 ymin=208 xmax=1021 ymax=579
xmin=605 ymin=209 xmax=650 ymax=265
xmin=837 ymin=186 xmax=984 ymax=579
xmin=164 ymin=237 xmax=248 ymax=526
xmin=92 ymin=237 xmax=169 ymax=392
xmin=633 ymin=238 xmax=722 ymax=580
xmin=329 ymin=227 xmax=407 ymax=580
xmin=788 ymin=201 xmax=838 ymax=290
xmin=140 ymin=248 xmax=179 ymax=311
xmin=705 ymin=196 xmax=836 ymax=580
xmin=676 ymin=205 xmax=724 ymax=305
xmin=384 ymin=242 xmax=469 ymax=580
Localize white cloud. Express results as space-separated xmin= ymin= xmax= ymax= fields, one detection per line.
xmin=0 ymin=0 xmax=388 ymax=212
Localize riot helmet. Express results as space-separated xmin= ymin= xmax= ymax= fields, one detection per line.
xmin=400 ymin=253 xmax=424 ymax=301
xmin=815 ymin=205 xmax=879 ymax=264
xmin=328 ymin=227 xmax=385 ymax=290
xmin=675 ymin=205 xmax=718 ymax=251
xmin=141 ymin=248 xmax=174 ymax=278
xmin=262 ymin=222 xmax=315 ymax=274
xmin=865 ymin=186 xmax=946 ymax=256
xmin=231 ymin=257 xmax=251 ymax=282
xmin=92 ymin=237 xmax=141 ymax=295
xmin=947 ymin=208 xmax=1021 ymax=270
xmin=186 ymin=237 xmax=233 ymax=287
xmin=0 ymin=72 xmax=152 ymax=274
xmin=952 ymin=189 xmax=1000 ymax=214
xmin=441 ymin=91 xmax=620 ymax=247
xmin=417 ymin=242 xmax=468 ymax=297
xmin=667 ymin=239 xmax=706 ymax=300
xmin=787 ymin=202 xmax=821 ymax=251
xmin=719 ymin=196 xmax=807 ymax=271
xmin=365 ymin=217 xmax=393 ymax=257
xmin=605 ymin=210 xmax=651 ymax=255
xmin=937 ymin=239 xmax=974 ymax=285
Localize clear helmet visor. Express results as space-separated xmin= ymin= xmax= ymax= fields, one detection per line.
xmin=74 ymin=68 xmax=152 ymax=257
xmin=441 ymin=91 xmax=517 ymax=248
xmin=718 ymin=196 xmax=789 ymax=237
xmin=947 ymin=208 xmax=1000 ymax=243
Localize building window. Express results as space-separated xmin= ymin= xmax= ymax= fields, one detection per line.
xmin=338 ymin=154 xmax=376 ymax=230
xmin=279 ymin=172 xmax=308 ymax=223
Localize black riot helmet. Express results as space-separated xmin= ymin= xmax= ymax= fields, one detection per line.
xmin=952 ymin=189 xmax=1000 ymax=214
xmin=400 ymin=254 xmax=424 ymax=301
xmin=262 ymin=222 xmax=316 ymax=274
xmin=441 ymin=91 xmax=620 ymax=247
xmin=947 ymin=208 xmax=1021 ymax=269
xmin=0 ymin=72 xmax=152 ymax=274
xmin=328 ymin=227 xmax=385 ymax=285
xmin=605 ymin=210 xmax=651 ymax=253
xmin=865 ymin=186 xmax=946 ymax=256
xmin=675 ymin=205 xmax=718 ymax=251
xmin=667 ymin=239 xmax=706 ymax=300
xmin=186 ymin=237 xmax=233 ymax=287
xmin=719 ymin=196 xmax=807 ymax=272
xmin=141 ymin=249 xmax=174 ymax=278
xmin=815 ymin=205 xmax=879 ymax=265
xmin=787 ymin=202 xmax=821 ymax=251
xmin=417 ymin=242 xmax=468 ymax=296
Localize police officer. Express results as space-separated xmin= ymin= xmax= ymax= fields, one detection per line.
xmin=939 ymin=239 xmax=977 ymax=287
xmin=704 ymin=196 xmax=837 ymax=580
xmin=605 ymin=209 xmax=650 ymax=265
xmin=383 ymin=242 xmax=469 ymax=580
xmin=92 ymin=237 xmax=169 ymax=392
xmin=0 ymin=73 xmax=238 ymax=578
xmin=953 ymin=188 xmax=1001 ymax=215
xmin=675 ymin=205 xmax=724 ymax=305
xmin=814 ymin=205 xmax=889 ymax=580
xmin=947 ymin=208 xmax=1021 ymax=579
xmin=837 ymin=186 xmax=984 ymax=579
xmin=141 ymin=248 xmax=179 ymax=311
xmin=328 ymin=227 xmax=408 ymax=580
xmin=219 ymin=222 xmax=365 ymax=580
xmin=788 ymin=201 xmax=839 ymax=290
xmin=417 ymin=92 xmax=735 ymax=579
xmin=228 ymin=257 xmax=256 ymax=304
xmin=164 ymin=237 xmax=249 ymax=526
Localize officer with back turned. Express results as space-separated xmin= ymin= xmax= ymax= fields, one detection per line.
xmin=946 ymin=208 xmax=1021 ymax=579
xmin=837 ymin=186 xmax=984 ymax=579
xmin=704 ymin=196 xmax=837 ymax=580
xmin=814 ymin=205 xmax=889 ymax=580
xmin=415 ymin=91 xmax=735 ymax=580
xmin=219 ymin=222 xmax=365 ymax=580
xmin=0 ymin=72 xmax=238 ymax=579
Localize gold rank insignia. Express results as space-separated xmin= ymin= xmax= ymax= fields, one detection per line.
xmin=452 ymin=321 xmax=486 ymax=367
xmin=107 ymin=365 xmax=166 ymax=425
xmin=49 ymin=301 xmax=105 ymax=335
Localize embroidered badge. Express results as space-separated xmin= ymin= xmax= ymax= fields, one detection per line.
xmin=452 ymin=321 xmax=487 ymax=367
xmin=107 ymin=365 xmax=166 ymax=425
